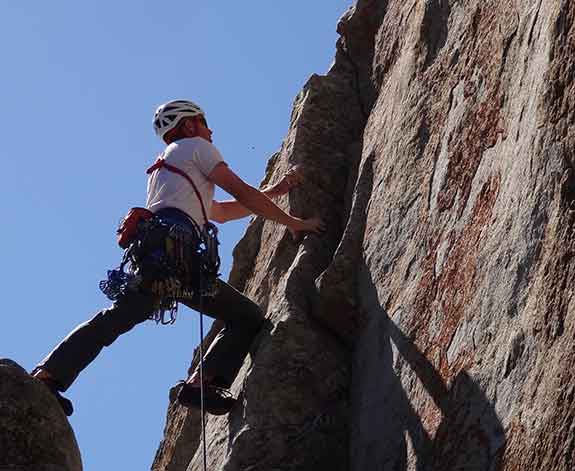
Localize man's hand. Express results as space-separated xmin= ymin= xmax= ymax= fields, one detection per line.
xmin=267 ymin=166 xmax=305 ymax=197
xmin=208 ymin=163 xmax=326 ymax=239
xmin=288 ymin=215 xmax=326 ymax=242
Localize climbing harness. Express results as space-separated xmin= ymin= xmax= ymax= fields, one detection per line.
xmin=100 ymin=156 xmax=221 ymax=324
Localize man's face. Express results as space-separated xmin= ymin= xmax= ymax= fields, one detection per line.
xmin=192 ymin=116 xmax=213 ymax=143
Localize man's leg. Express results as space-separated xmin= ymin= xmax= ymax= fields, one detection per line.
xmin=34 ymin=290 xmax=159 ymax=392
xmin=180 ymin=279 xmax=264 ymax=388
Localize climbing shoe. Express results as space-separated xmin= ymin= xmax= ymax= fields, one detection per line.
xmin=38 ymin=378 xmax=74 ymax=417
xmin=177 ymin=382 xmax=236 ymax=415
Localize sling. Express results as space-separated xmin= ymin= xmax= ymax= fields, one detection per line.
xmin=146 ymin=157 xmax=210 ymax=226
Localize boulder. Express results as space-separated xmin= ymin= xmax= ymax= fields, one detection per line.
xmin=0 ymin=359 xmax=82 ymax=471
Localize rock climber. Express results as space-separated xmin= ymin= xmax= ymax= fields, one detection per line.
xmin=32 ymin=99 xmax=325 ymax=416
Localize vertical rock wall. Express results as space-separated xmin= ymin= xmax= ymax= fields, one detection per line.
xmin=350 ymin=0 xmax=574 ymax=470
xmin=153 ymin=2 xmax=382 ymax=469
xmin=153 ymin=1 xmax=575 ymax=470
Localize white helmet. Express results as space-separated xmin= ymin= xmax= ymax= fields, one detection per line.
xmin=153 ymin=100 xmax=206 ymax=138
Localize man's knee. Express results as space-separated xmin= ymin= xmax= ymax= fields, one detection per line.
xmin=240 ymin=302 xmax=265 ymax=334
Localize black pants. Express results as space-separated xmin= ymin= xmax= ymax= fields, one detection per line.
xmin=35 ymin=208 xmax=264 ymax=391
xmin=35 ymin=279 xmax=263 ymax=391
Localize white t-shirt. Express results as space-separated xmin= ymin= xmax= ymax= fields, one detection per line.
xmin=146 ymin=137 xmax=226 ymax=225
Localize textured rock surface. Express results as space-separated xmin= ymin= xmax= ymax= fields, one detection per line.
xmin=153 ymin=1 xmax=575 ymax=470
xmin=0 ymin=359 xmax=82 ymax=471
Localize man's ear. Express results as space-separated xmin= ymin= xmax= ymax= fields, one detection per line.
xmin=182 ymin=118 xmax=196 ymax=134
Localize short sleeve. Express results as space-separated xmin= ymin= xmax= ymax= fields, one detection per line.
xmin=193 ymin=140 xmax=226 ymax=176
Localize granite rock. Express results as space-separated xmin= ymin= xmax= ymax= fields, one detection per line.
xmin=153 ymin=1 xmax=575 ymax=470
xmin=0 ymin=359 xmax=82 ymax=471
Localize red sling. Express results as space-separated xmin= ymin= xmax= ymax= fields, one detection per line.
xmin=116 ymin=157 xmax=211 ymax=249
xmin=145 ymin=157 xmax=210 ymax=226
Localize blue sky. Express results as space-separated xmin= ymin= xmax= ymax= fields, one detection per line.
xmin=1 ymin=2 xmax=352 ymax=469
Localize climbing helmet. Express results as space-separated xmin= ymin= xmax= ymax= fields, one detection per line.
xmin=153 ymin=100 xmax=206 ymax=138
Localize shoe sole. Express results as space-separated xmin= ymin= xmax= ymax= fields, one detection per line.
xmin=177 ymin=384 xmax=236 ymax=415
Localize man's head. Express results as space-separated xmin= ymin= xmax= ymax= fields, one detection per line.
xmin=153 ymin=100 xmax=212 ymax=144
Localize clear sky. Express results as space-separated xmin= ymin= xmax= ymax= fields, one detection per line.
xmin=1 ymin=2 xmax=352 ymax=469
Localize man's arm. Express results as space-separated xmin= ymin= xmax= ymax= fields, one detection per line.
xmin=208 ymin=162 xmax=325 ymax=240
xmin=207 ymin=163 xmax=324 ymax=237
xmin=209 ymin=165 xmax=304 ymax=223
xmin=210 ymin=186 xmax=281 ymax=223
xmin=207 ymin=163 xmax=297 ymax=227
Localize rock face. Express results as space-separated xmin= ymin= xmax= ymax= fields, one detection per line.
xmin=0 ymin=359 xmax=82 ymax=471
xmin=153 ymin=1 xmax=575 ymax=470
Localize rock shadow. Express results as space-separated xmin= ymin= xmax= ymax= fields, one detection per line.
xmin=352 ymin=266 xmax=506 ymax=471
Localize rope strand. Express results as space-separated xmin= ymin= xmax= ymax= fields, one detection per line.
xmin=199 ymin=278 xmax=208 ymax=471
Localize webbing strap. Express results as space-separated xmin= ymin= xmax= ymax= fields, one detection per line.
xmin=146 ymin=157 xmax=210 ymax=226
